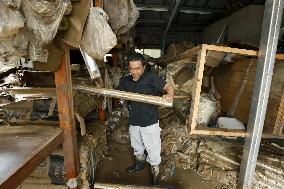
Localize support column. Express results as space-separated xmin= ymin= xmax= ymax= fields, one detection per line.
xmin=238 ymin=0 xmax=284 ymax=188
xmin=55 ymin=44 xmax=80 ymax=188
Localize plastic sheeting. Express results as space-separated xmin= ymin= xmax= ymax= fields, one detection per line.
xmin=104 ymin=0 xmax=139 ymax=35
xmin=22 ymin=0 xmax=69 ymax=45
xmin=80 ymin=7 xmax=117 ymax=60
xmin=28 ymin=34 xmax=49 ymax=63
xmin=0 ymin=1 xmax=24 ymax=38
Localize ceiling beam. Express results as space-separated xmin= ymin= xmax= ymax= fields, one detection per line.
xmin=135 ymin=25 xmax=204 ymax=31
xmin=136 ymin=19 xmax=165 ymax=23
xmin=164 ymin=0 xmax=182 ymax=35
xmin=136 ymin=4 xmax=223 ymax=14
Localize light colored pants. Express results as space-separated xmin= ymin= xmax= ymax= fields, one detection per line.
xmin=129 ymin=122 xmax=161 ymax=166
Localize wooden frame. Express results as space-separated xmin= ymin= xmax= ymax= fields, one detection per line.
xmin=188 ymin=44 xmax=284 ymax=138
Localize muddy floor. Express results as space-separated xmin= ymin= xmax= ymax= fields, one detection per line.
xmin=95 ymin=138 xmax=214 ymax=189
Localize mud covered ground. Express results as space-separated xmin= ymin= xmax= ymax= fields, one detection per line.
xmin=95 ymin=116 xmax=214 ymax=189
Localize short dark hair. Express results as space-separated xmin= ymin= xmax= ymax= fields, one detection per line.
xmin=127 ymin=53 xmax=145 ymax=65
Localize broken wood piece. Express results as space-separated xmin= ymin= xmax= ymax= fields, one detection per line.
xmin=75 ymin=113 xmax=86 ymax=136
xmin=94 ymin=182 xmax=166 ymax=189
xmin=73 ymin=85 xmax=173 ymax=107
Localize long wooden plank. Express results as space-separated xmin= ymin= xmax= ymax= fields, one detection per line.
xmin=55 ymin=44 xmax=80 ymax=188
xmin=205 ymin=44 xmax=284 ymax=60
xmin=204 ymin=44 xmax=258 ymax=56
xmin=0 ymin=126 xmax=63 ymax=189
xmin=73 ymin=85 xmax=173 ymax=107
xmin=190 ymin=129 xmax=284 ymax=139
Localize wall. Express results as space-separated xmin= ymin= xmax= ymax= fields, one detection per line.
xmin=203 ymin=5 xmax=264 ymax=46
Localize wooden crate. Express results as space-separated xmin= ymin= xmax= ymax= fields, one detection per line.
xmin=187 ymin=44 xmax=284 ymax=138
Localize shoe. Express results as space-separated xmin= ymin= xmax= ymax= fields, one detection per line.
xmin=127 ymin=154 xmax=146 ymax=173
xmin=151 ymin=165 xmax=159 ymax=185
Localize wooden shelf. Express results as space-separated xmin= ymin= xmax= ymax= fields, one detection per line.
xmin=0 ymin=126 xmax=63 ymax=189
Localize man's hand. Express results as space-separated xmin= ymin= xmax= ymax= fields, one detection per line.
xmin=163 ymin=94 xmax=173 ymax=102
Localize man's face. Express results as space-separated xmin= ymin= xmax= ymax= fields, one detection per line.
xmin=129 ymin=60 xmax=145 ymax=81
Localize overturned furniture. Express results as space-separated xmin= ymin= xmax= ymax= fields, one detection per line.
xmin=159 ymin=44 xmax=284 ymax=138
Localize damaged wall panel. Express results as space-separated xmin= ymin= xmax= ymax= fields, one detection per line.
xmin=213 ymin=58 xmax=284 ymax=135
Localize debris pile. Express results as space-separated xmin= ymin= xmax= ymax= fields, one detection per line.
xmin=159 ymin=116 xmax=284 ymax=189
xmin=159 ymin=116 xmax=200 ymax=181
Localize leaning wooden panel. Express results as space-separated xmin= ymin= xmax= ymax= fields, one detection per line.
xmin=0 ymin=126 xmax=63 ymax=189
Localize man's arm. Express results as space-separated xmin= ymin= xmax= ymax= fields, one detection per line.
xmin=163 ymin=83 xmax=174 ymax=102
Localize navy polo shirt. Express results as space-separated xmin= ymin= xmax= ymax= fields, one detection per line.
xmin=118 ymin=72 xmax=166 ymax=127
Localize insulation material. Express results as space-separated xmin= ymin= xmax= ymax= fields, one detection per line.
xmin=109 ymin=67 xmax=122 ymax=88
xmin=159 ymin=115 xmax=284 ymax=188
xmin=22 ymin=0 xmax=69 ymax=45
xmin=197 ymin=139 xmax=284 ymax=189
xmin=80 ymin=7 xmax=117 ymax=60
xmin=2 ymin=0 xmax=22 ymax=9
xmin=197 ymin=93 xmax=218 ymax=126
xmin=165 ymin=62 xmax=195 ymax=96
xmin=159 ymin=117 xmax=199 ymax=181
xmin=0 ymin=1 xmax=24 ymax=38
xmin=104 ymin=0 xmax=139 ymax=35
xmin=0 ymin=28 xmax=28 ymax=65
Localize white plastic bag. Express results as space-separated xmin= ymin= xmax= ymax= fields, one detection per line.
xmin=0 ymin=1 xmax=25 ymax=38
xmin=80 ymin=7 xmax=117 ymax=60
xmin=22 ymin=0 xmax=69 ymax=45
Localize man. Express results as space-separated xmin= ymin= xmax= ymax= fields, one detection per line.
xmin=118 ymin=53 xmax=173 ymax=184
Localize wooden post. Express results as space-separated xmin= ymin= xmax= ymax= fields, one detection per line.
xmin=55 ymin=44 xmax=80 ymax=188
xmin=188 ymin=45 xmax=207 ymax=133
xmin=95 ymin=0 xmax=103 ymax=8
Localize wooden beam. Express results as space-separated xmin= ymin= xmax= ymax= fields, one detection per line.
xmin=94 ymin=182 xmax=167 ymax=189
xmin=190 ymin=129 xmax=284 ymax=139
xmin=73 ymin=85 xmax=173 ymax=107
xmin=95 ymin=0 xmax=103 ymax=8
xmin=188 ymin=45 xmax=207 ymax=132
xmin=204 ymin=44 xmax=284 ymax=60
xmin=55 ymin=44 xmax=80 ymax=188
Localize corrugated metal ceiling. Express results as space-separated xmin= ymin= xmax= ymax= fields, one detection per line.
xmin=133 ymin=0 xmax=265 ymax=48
